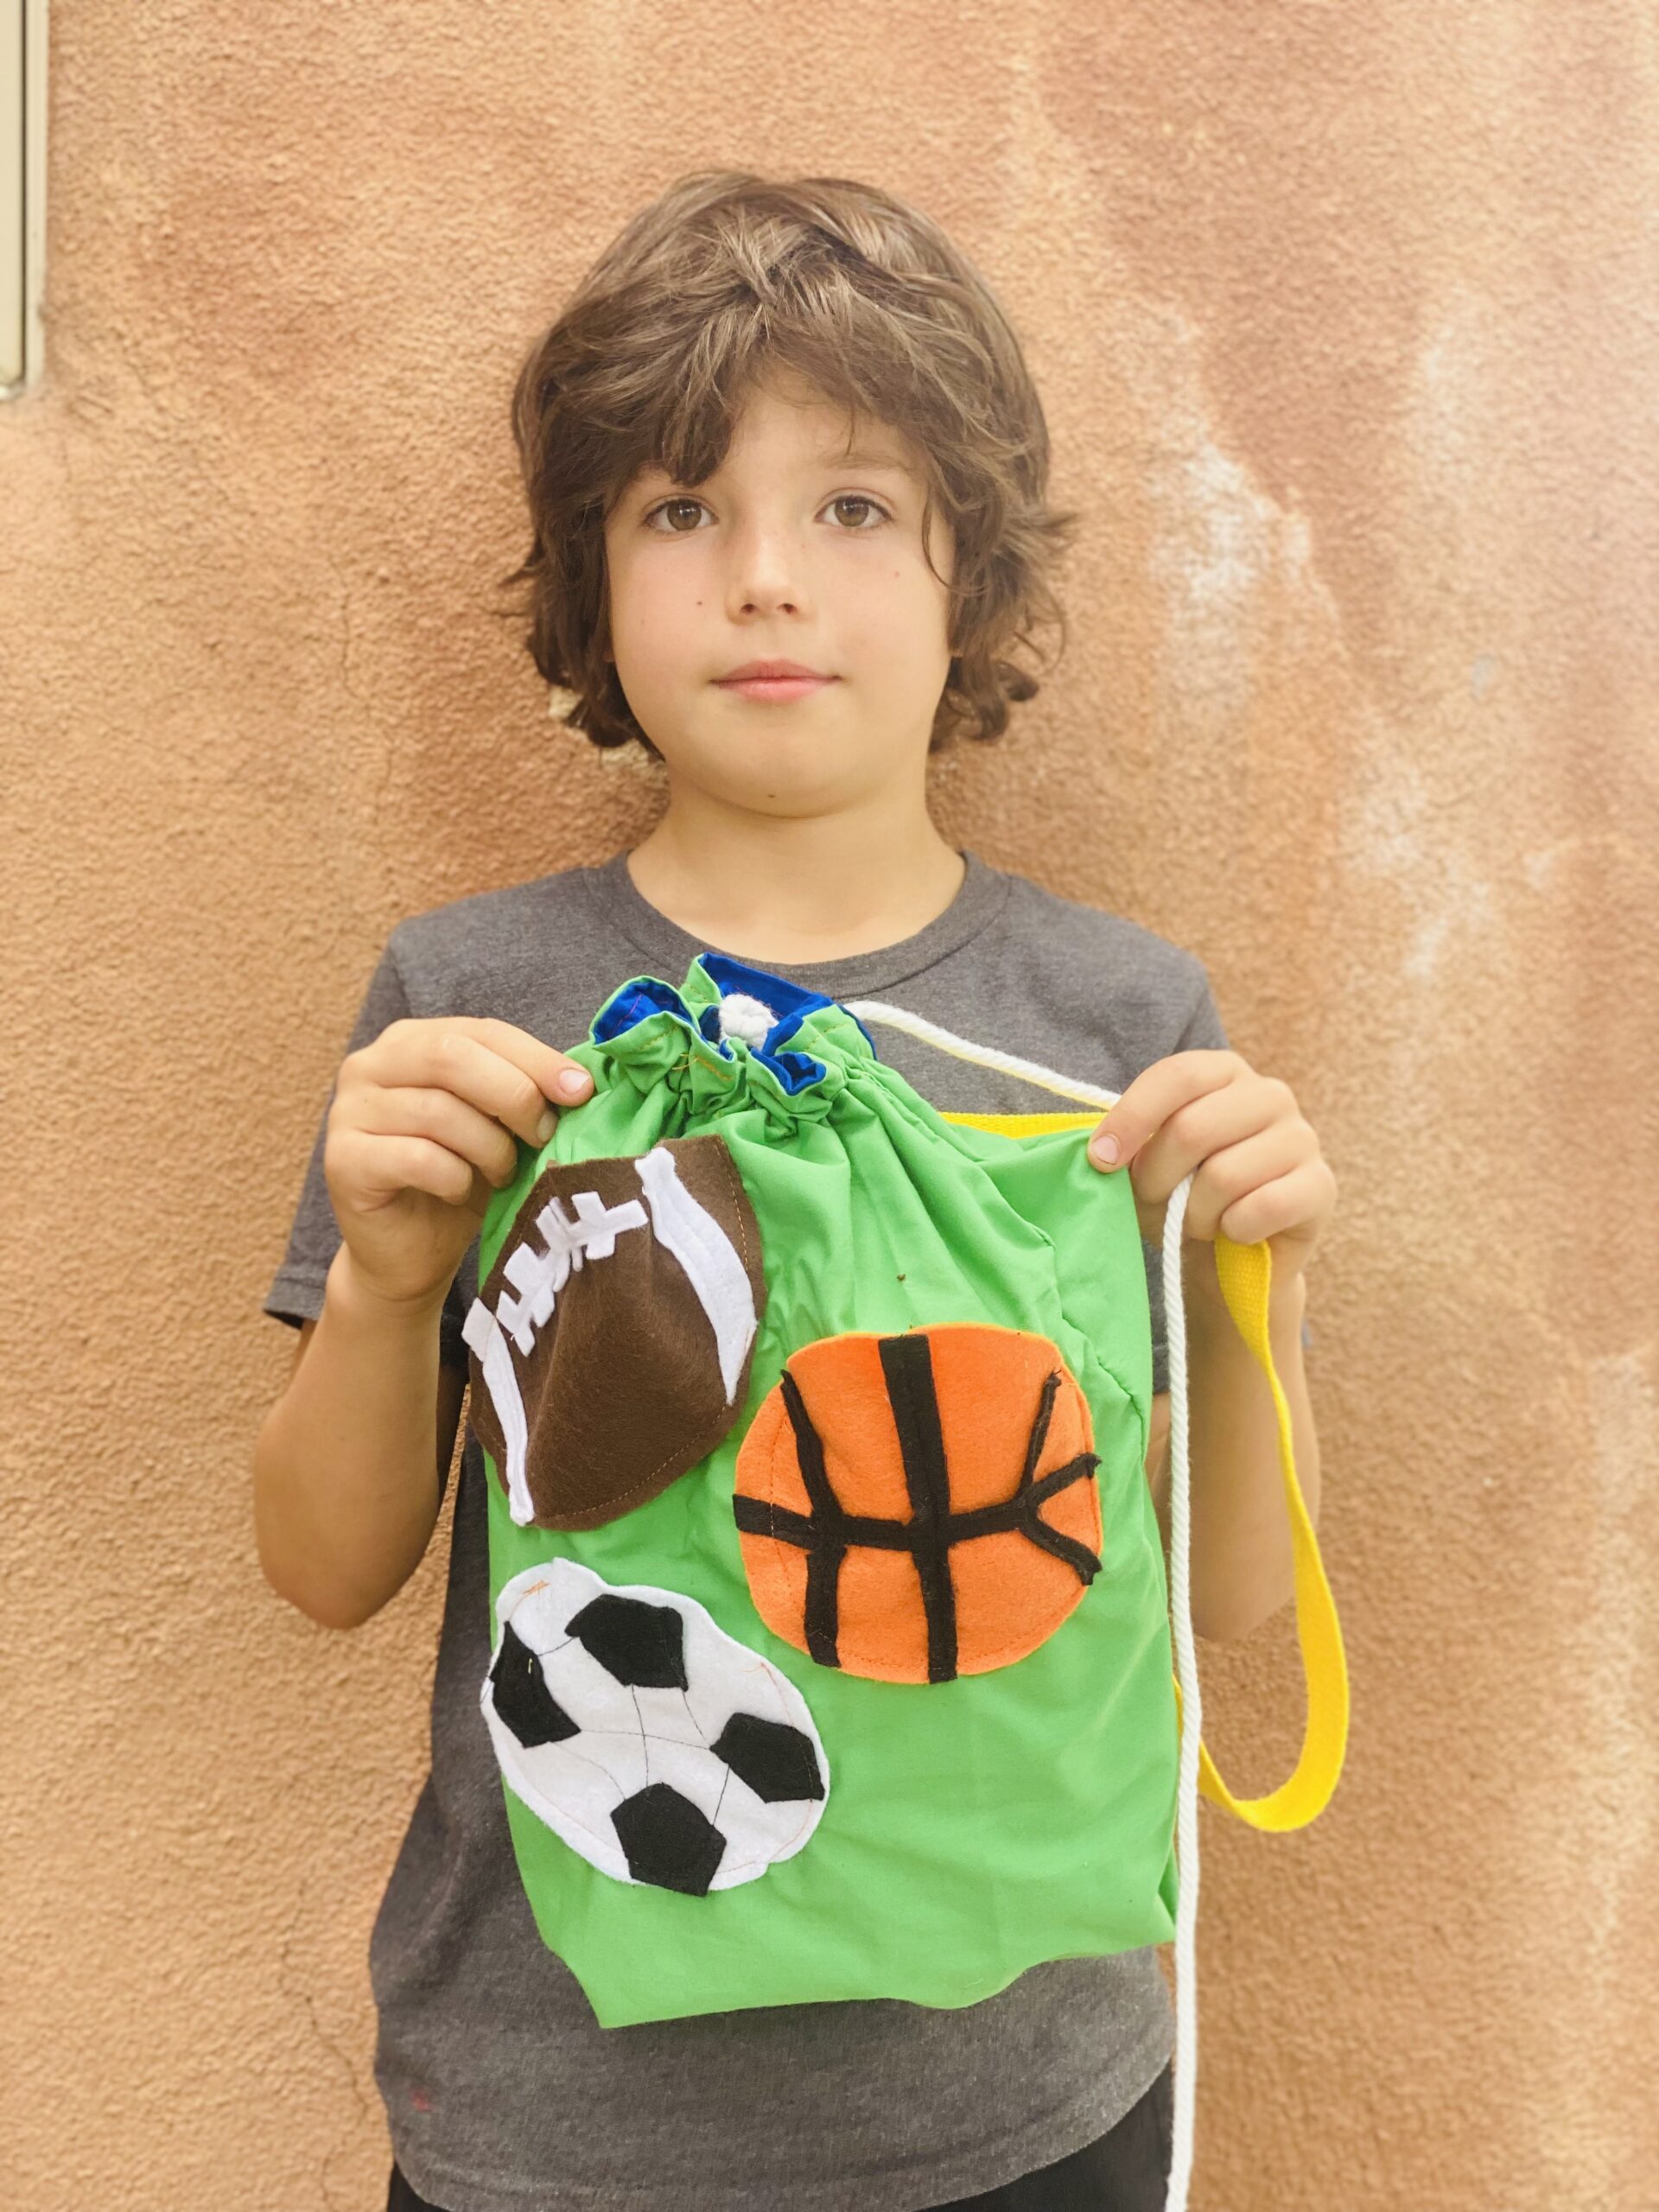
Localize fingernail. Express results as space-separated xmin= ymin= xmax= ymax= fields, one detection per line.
xmin=536 ymin=1109 xmax=558 ymax=1145
xmin=1090 ymin=1135 xmax=1120 ymax=1167
xmin=557 ymin=1068 xmax=591 ymax=1098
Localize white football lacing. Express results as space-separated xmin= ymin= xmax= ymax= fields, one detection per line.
xmin=462 ymin=1143 xmax=760 ymax=1527
xmin=844 ymin=996 xmax=1202 ymax=2212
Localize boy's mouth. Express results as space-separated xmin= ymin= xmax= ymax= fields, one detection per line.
xmin=716 ymin=668 xmax=844 ymax=703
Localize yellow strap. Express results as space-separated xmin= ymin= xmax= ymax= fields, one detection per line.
xmin=939 ymin=1108 xmax=1349 ymax=1833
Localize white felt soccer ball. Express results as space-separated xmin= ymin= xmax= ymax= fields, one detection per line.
xmin=482 ymin=1559 xmax=830 ymax=1896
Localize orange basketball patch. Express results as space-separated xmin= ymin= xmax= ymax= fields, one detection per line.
xmin=732 ymin=1324 xmax=1103 ymax=1683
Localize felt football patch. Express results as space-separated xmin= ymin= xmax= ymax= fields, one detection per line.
xmin=461 ymin=1136 xmax=767 ymax=1529
xmin=733 ymin=1324 xmax=1103 ymax=1684
xmin=482 ymin=1559 xmax=830 ymax=1895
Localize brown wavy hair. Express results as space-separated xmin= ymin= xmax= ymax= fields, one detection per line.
xmin=498 ymin=170 xmax=1079 ymax=760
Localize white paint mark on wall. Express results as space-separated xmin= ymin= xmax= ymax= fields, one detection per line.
xmin=1402 ymin=877 xmax=1497 ymax=984
xmin=1145 ymin=438 xmax=1276 ymax=728
xmin=1337 ymin=746 xmax=1495 ymax=988
xmin=1128 ymin=301 xmax=1339 ymax=731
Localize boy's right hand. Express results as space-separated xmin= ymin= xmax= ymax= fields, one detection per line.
xmin=323 ymin=1017 xmax=594 ymax=1316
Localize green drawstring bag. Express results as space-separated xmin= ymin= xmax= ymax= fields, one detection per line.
xmin=461 ymin=949 xmax=1347 ymax=2198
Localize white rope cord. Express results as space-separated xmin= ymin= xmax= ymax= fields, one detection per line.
xmin=844 ymin=997 xmax=1202 ymax=2212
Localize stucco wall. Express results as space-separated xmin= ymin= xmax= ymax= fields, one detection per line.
xmin=3 ymin=5 xmax=1656 ymax=2208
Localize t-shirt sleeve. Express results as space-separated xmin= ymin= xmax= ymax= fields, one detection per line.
xmin=1142 ymin=957 xmax=1313 ymax=1395
xmin=260 ymin=927 xmax=470 ymax=1373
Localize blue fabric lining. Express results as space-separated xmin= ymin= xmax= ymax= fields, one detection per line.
xmin=591 ymin=951 xmax=880 ymax=1096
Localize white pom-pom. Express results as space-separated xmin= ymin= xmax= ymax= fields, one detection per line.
xmin=716 ymin=992 xmax=778 ymax=1047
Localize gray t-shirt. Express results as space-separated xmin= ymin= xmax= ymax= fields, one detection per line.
xmin=262 ymin=846 xmax=1234 ymax=2212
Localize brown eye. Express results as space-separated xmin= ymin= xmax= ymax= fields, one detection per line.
xmin=643 ymin=493 xmax=889 ymax=534
xmin=647 ymin=498 xmax=708 ymax=533
xmin=828 ymin=496 xmax=887 ymax=530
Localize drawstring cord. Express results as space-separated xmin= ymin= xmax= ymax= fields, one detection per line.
xmin=843 ymin=998 xmax=1203 ymax=2212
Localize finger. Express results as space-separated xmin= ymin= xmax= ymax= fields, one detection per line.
xmin=1132 ymin=1079 xmax=1294 ymax=1228
xmin=1087 ymin=1050 xmax=1236 ymax=1173
xmin=334 ymin=1125 xmax=480 ymax=1211
xmin=359 ymin=1084 xmax=528 ymax=1193
xmin=1211 ymin=1156 xmax=1335 ymax=1247
xmin=1176 ymin=1118 xmax=1313 ymax=1243
xmin=454 ymin=1017 xmax=595 ymax=1111
xmin=366 ymin=1021 xmax=589 ymax=1149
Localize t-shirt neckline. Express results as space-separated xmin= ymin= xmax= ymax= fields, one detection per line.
xmin=582 ymin=842 xmax=1009 ymax=998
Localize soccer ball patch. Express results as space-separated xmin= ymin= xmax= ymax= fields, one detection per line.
xmin=461 ymin=1135 xmax=767 ymax=1529
xmin=482 ymin=1560 xmax=830 ymax=1896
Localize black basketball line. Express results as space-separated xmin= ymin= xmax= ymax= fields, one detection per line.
xmin=735 ymin=1346 xmax=1103 ymax=1682
xmin=735 ymin=1452 xmax=1098 ymax=1550
xmin=878 ymin=1334 xmax=958 ymax=1685
xmin=1019 ymin=1370 xmax=1062 ymax=1490
xmin=779 ymin=1366 xmax=847 ymax=1669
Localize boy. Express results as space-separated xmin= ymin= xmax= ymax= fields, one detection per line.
xmin=257 ymin=169 xmax=1331 ymax=2212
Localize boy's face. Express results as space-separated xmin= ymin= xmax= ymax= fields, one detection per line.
xmin=601 ymin=373 xmax=955 ymax=818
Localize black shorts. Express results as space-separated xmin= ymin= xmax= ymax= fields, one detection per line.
xmin=387 ymin=2058 xmax=1174 ymax=2212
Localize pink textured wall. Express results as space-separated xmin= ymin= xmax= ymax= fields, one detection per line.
xmin=3 ymin=5 xmax=1656 ymax=2208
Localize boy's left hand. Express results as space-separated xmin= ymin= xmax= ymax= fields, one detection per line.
xmin=1085 ymin=1051 xmax=1336 ymax=1294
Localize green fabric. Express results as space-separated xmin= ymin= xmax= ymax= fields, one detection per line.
xmin=474 ymin=953 xmax=1179 ymax=2029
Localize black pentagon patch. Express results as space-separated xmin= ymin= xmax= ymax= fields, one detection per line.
xmin=490 ymin=1618 xmax=581 ymax=1748
xmin=568 ymin=1594 xmax=689 ymax=1689
xmin=710 ymin=1711 xmax=826 ymax=1803
xmin=612 ymin=1782 xmax=727 ymax=1896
